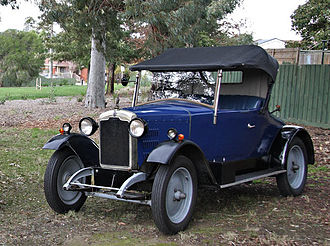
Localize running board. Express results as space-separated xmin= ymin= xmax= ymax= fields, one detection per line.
xmin=220 ymin=168 xmax=286 ymax=189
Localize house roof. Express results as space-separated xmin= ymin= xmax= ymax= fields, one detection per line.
xmin=256 ymin=38 xmax=285 ymax=45
xmin=130 ymin=45 xmax=279 ymax=81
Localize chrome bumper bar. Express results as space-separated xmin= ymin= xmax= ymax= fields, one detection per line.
xmin=63 ymin=167 xmax=150 ymax=206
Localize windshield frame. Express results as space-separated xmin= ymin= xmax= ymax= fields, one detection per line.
xmin=132 ymin=70 xmax=221 ymax=109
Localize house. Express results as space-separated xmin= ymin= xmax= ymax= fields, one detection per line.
xmin=256 ymin=38 xmax=286 ymax=49
xmin=41 ymin=59 xmax=79 ymax=80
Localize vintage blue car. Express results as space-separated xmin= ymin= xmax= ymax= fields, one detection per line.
xmin=43 ymin=45 xmax=314 ymax=234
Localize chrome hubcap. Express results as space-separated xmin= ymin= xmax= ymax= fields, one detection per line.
xmin=166 ymin=167 xmax=193 ymax=224
xmin=287 ymin=145 xmax=305 ymax=189
xmin=173 ymin=189 xmax=186 ymax=201
xmin=57 ymin=156 xmax=84 ymax=205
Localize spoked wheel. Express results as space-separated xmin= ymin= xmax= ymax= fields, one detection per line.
xmin=151 ymin=155 xmax=197 ymax=234
xmin=277 ymin=137 xmax=308 ymax=196
xmin=44 ymin=148 xmax=87 ymax=213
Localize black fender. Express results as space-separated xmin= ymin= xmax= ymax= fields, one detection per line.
xmin=271 ymin=125 xmax=314 ymax=167
xmin=43 ymin=133 xmax=99 ymax=167
xmin=145 ymin=140 xmax=217 ymax=185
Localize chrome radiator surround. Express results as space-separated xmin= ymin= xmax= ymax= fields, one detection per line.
xmin=99 ymin=109 xmax=138 ymax=171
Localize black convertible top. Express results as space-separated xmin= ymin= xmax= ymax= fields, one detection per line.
xmin=130 ymin=45 xmax=279 ymax=81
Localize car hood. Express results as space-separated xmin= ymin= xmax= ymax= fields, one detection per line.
xmin=125 ymin=100 xmax=213 ymax=118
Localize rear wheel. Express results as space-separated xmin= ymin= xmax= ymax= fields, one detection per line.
xmin=44 ymin=148 xmax=87 ymax=213
xmin=276 ymin=138 xmax=307 ymax=196
xmin=151 ymin=155 xmax=197 ymax=234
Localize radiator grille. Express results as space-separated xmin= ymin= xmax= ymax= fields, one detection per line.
xmin=100 ymin=118 xmax=129 ymax=167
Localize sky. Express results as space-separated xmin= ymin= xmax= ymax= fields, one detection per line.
xmin=0 ymin=0 xmax=307 ymax=41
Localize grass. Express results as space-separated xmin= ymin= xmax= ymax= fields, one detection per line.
xmin=0 ymin=83 xmax=139 ymax=103
xmin=0 ymin=85 xmax=87 ymax=101
xmin=0 ymin=127 xmax=329 ymax=245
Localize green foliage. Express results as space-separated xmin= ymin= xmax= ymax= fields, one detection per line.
xmin=0 ymin=0 xmax=18 ymax=9
xmin=291 ymin=0 xmax=329 ymax=49
xmin=43 ymin=30 xmax=91 ymax=68
xmin=0 ymin=30 xmax=46 ymax=87
xmin=18 ymin=77 xmax=77 ymax=87
xmin=39 ymin=78 xmax=76 ymax=87
xmin=125 ymin=0 xmax=249 ymax=56
xmin=38 ymin=0 xmax=138 ymax=66
xmin=38 ymin=0 xmax=250 ymax=64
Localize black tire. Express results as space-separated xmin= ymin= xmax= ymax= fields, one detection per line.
xmin=151 ymin=155 xmax=197 ymax=234
xmin=276 ymin=137 xmax=308 ymax=196
xmin=44 ymin=148 xmax=87 ymax=213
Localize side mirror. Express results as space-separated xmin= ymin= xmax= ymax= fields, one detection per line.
xmin=270 ymin=105 xmax=281 ymax=114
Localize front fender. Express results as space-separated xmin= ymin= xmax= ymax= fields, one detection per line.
xmin=146 ymin=140 xmax=181 ymax=164
xmin=43 ymin=133 xmax=99 ymax=166
xmin=146 ymin=140 xmax=217 ymax=185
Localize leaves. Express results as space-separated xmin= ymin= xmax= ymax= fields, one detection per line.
xmin=125 ymin=0 xmax=251 ymax=57
xmin=38 ymin=0 xmax=137 ymax=65
xmin=0 ymin=0 xmax=18 ymax=9
xmin=0 ymin=30 xmax=46 ymax=87
xmin=290 ymin=0 xmax=330 ymax=49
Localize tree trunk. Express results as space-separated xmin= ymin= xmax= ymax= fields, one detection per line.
xmin=105 ymin=63 xmax=116 ymax=95
xmin=110 ymin=62 xmax=115 ymax=94
xmin=85 ymin=33 xmax=106 ymax=109
xmin=105 ymin=64 xmax=111 ymax=95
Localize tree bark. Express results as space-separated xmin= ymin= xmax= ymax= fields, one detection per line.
xmin=85 ymin=33 xmax=106 ymax=108
xmin=110 ymin=62 xmax=115 ymax=94
xmin=105 ymin=64 xmax=111 ymax=95
xmin=105 ymin=62 xmax=115 ymax=95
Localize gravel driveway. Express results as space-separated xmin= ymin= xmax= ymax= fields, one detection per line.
xmin=0 ymin=96 xmax=131 ymax=129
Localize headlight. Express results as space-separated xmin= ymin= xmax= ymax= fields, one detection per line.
xmin=79 ymin=117 xmax=98 ymax=136
xmin=129 ymin=118 xmax=147 ymax=138
xmin=62 ymin=123 xmax=72 ymax=134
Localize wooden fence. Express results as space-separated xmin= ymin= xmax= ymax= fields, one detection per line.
xmin=265 ymin=48 xmax=330 ymax=65
xmin=269 ymin=64 xmax=330 ymax=128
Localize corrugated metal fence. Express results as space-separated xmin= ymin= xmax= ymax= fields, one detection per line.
xmin=269 ymin=64 xmax=330 ymax=128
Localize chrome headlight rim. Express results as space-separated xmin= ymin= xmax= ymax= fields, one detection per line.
xmin=79 ymin=117 xmax=99 ymax=136
xmin=128 ymin=118 xmax=147 ymax=138
xmin=167 ymin=128 xmax=178 ymax=140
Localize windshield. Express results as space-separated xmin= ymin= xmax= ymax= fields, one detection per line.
xmin=138 ymin=71 xmax=217 ymax=106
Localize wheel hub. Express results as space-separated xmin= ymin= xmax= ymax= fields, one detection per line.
xmin=291 ymin=162 xmax=300 ymax=172
xmin=173 ymin=189 xmax=186 ymax=201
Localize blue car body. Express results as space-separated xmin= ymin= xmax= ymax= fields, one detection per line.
xmin=129 ymin=100 xmax=283 ymax=166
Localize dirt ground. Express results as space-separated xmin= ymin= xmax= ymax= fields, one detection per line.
xmin=0 ymin=95 xmax=329 ymax=245
xmin=0 ymin=95 xmax=131 ymax=129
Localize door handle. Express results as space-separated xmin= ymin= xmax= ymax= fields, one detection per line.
xmin=247 ymin=123 xmax=255 ymax=129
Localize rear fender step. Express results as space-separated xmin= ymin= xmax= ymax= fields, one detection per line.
xmin=220 ymin=168 xmax=286 ymax=189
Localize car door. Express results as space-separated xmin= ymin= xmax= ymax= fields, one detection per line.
xmin=215 ymin=109 xmax=264 ymax=162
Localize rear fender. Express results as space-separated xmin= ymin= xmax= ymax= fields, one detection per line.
xmin=43 ymin=133 xmax=99 ymax=167
xmin=274 ymin=125 xmax=315 ymax=167
xmin=145 ymin=140 xmax=217 ymax=185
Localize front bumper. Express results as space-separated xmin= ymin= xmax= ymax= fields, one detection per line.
xmin=63 ymin=167 xmax=151 ymax=206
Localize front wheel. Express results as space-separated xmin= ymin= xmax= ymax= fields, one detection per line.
xmin=276 ymin=137 xmax=308 ymax=196
xmin=44 ymin=148 xmax=87 ymax=213
xmin=151 ymin=155 xmax=197 ymax=234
